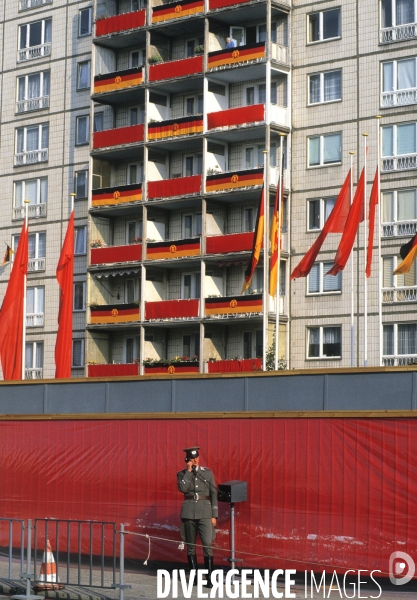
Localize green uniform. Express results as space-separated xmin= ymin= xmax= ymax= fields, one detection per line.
xmin=177 ymin=466 xmax=218 ymax=558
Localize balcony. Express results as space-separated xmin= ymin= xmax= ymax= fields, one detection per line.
xmin=382 ymin=355 xmax=417 ymax=366
xmin=145 ymin=299 xmax=199 ymax=320
xmin=90 ymin=303 xmax=140 ymax=324
xmin=18 ymin=43 xmax=51 ymax=63
xmin=148 ymin=56 xmax=203 ymax=83
xmin=382 ymin=154 xmax=417 ymax=172
xmin=144 ymin=361 xmax=199 ymax=374
xmin=20 ymin=0 xmax=52 ymax=9
xmin=14 ymin=149 xmax=48 ymax=166
xmin=209 ymin=0 xmax=265 ymax=9
xmin=205 ymin=293 xmax=262 ymax=317
xmin=380 ymin=23 xmax=417 ymax=44
xmin=207 ymin=104 xmax=264 ymax=131
xmin=148 ymin=116 xmax=203 ymax=141
xmin=13 ymin=204 xmax=46 ymax=220
xmin=16 ymin=95 xmax=49 ymax=114
xmin=382 ymin=220 xmax=417 ymax=237
xmin=382 ymin=287 xmax=417 ymax=303
xmin=95 ymin=10 xmax=146 ymax=37
xmin=206 ymin=232 xmax=253 ymax=255
xmin=26 ymin=314 xmax=44 ymax=327
xmin=25 ymin=368 xmax=43 ymax=379
xmin=93 ymin=68 xmax=143 ymax=98
xmin=28 ymin=258 xmax=45 ymax=272
xmin=207 ymin=358 xmax=262 ymax=373
xmin=270 ymin=43 xmax=289 ymax=66
xmin=206 ymin=168 xmax=263 ymax=193
xmin=93 ymin=124 xmax=144 ymax=151
xmin=91 ymin=244 xmax=142 ymax=266
xmin=88 ymin=363 xmax=139 ymax=377
xmin=92 ymin=183 xmax=143 ymax=208
xmin=147 ymin=238 xmax=200 ymax=260
xmin=148 ymin=175 xmax=201 ymax=200
xmin=381 ymin=89 xmax=417 ymax=108
xmin=152 ymin=0 xmax=204 ymax=23
xmin=207 ymin=42 xmax=265 ymax=70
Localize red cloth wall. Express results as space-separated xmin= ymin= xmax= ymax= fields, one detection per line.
xmin=93 ymin=124 xmax=144 ymax=149
xmin=147 ymin=175 xmax=201 ymax=199
xmin=145 ymin=299 xmax=199 ymax=319
xmin=206 ymin=232 xmax=254 ymax=254
xmin=0 ymin=417 xmax=416 ymax=574
xmin=209 ymin=0 xmax=250 ymax=8
xmin=207 ymin=104 xmax=264 ymax=130
xmin=207 ymin=359 xmax=262 ymax=373
xmin=88 ymin=364 xmax=139 ymax=377
xmin=148 ymin=56 xmax=203 ymax=82
xmin=95 ymin=10 xmax=146 ymax=36
xmin=90 ymin=244 xmax=142 ymax=265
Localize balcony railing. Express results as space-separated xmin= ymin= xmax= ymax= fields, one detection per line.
xmin=207 ymin=42 xmax=266 ymax=70
xmin=16 ymin=96 xmax=49 ymax=114
xmin=209 ymin=0 xmax=263 ymax=10
xmin=207 ymin=358 xmax=262 ymax=373
xmin=13 ymin=203 xmax=46 ymax=220
xmin=382 ymin=154 xmax=417 ymax=172
xmin=206 ymin=168 xmax=263 ymax=193
xmin=381 ymin=89 xmax=417 ymax=107
xmin=382 ymin=287 xmax=417 ymax=303
xmin=20 ymin=0 xmax=52 ymax=9
xmin=95 ymin=9 xmax=146 ymax=36
xmin=14 ymin=149 xmax=48 ymax=166
xmin=148 ymin=56 xmax=203 ymax=82
xmin=144 ymin=361 xmax=199 ymax=374
xmin=93 ymin=68 xmax=143 ymax=95
xmin=152 ymin=0 xmax=204 ymax=23
xmin=145 ymin=299 xmax=199 ymax=320
xmin=382 ymin=220 xmax=417 ymax=237
xmin=383 ymin=355 xmax=417 ymax=366
xmin=26 ymin=314 xmax=44 ymax=327
xmin=271 ymin=43 xmax=289 ymax=65
xmin=93 ymin=124 xmax=144 ymax=150
xmin=148 ymin=175 xmax=201 ymax=199
xmin=206 ymin=232 xmax=254 ymax=254
xmin=90 ymin=244 xmax=142 ymax=265
xmin=25 ymin=368 xmax=43 ymax=379
xmin=148 ymin=116 xmax=203 ymax=141
xmin=28 ymin=258 xmax=45 ymax=271
xmin=18 ymin=43 xmax=51 ymax=62
xmin=88 ymin=363 xmax=139 ymax=377
xmin=205 ymin=293 xmax=262 ymax=317
xmin=90 ymin=303 xmax=140 ymax=324
xmin=207 ymin=104 xmax=264 ymax=130
xmin=147 ymin=237 xmax=200 ymax=260
xmin=92 ymin=183 xmax=143 ymax=208
xmin=380 ymin=23 xmax=417 ymax=44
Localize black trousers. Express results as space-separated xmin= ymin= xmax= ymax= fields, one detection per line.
xmin=182 ymin=518 xmax=213 ymax=558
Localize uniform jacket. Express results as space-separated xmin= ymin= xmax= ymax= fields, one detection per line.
xmin=177 ymin=466 xmax=218 ymax=519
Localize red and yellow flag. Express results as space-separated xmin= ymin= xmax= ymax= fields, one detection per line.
xmin=394 ymin=233 xmax=417 ymax=275
xmin=269 ymin=180 xmax=284 ymax=297
xmin=241 ymin=185 xmax=264 ymax=293
xmin=1 ymin=244 xmax=14 ymax=266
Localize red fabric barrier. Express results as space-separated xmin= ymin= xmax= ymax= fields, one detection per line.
xmin=90 ymin=244 xmax=142 ymax=265
xmin=207 ymin=104 xmax=264 ymax=130
xmin=88 ymin=364 xmax=139 ymax=377
xmin=95 ymin=10 xmax=146 ymax=36
xmin=148 ymin=56 xmax=203 ymax=82
xmin=209 ymin=0 xmax=250 ymax=8
xmin=148 ymin=175 xmax=201 ymax=199
xmin=0 ymin=417 xmax=416 ymax=573
xmin=93 ymin=124 xmax=144 ymax=149
xmin=144 ymin=364 xmax=199 ymax=374
xmin=206 ymin=232 xmax=254 ymax=254
xmin=207 ymin=359 xmax=262 ymax=373
xmin=145 ymin=299 xmax=199 ymax=319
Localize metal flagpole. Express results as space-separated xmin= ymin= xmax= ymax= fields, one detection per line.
xmin=274 ymin=134 xmax=285 ymax=370
xmin=21 ymin=199 xmax=30 ymax=380
xmin=349 ymin=151 xmax=355 ymax=368
xmin=375 ymin=116 xmax=382 ymax=366
xmin=362 ymin=133 xmax=368 ymax=367
xmin=263 ymin=150 xmax=268 ymax=371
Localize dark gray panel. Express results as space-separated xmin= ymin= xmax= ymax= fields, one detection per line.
xmin=108 ymin=380 xmax=172 ymax=412
xmin=326 ymin=373 xmax=413 ymax=410
xmin=175 ymin=378 xmax=246 ymax=412
xmin=0 ymin=385 xmax=44 ymax=414
xmin=46 ymin=383 xmax=108 ymax=413
xmin=247 ymin=375 xmax=325 ymax=410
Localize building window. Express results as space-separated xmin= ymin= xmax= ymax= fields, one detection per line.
xmin=79 ymin=7 xmax=92 ymax=36
xmin=185 ymin=95 xmax=203 ymax=115
xmin=308 ymin=133 xmax=342 ymax=167
xmin=182 ymin=272 xmax=200 ymax=299
xmin=382 ymin=122 xmax=417 ymax=157
xmin=307 ymin=197 xmax=336 ymax=230
xmin=76 ymin=115 xmax=90 ymax=145
xmin=183 ymin=214 xmax=202 ymax=238
xmin=308 ymin=262 xmax=342 ymax=294
xmin=184 ymin=155 xmax=202 ymax=176
xmin=75 ymin=171 xmax=88 ymax=199
xmin=307 ymin=326 xmax=341 ymax=359
xmin=74 ymin=226 xmax=87 ymax=255
xmin=244 ymin=208 xmax=254 ymax=232
xmin=17 ymin=70 xmax=50 ymax=113
xmin=183 ymin=334 xmax=200 ymax=359
xmin=15 ymin=123 xmax=48 ymax=166
xmin=93 ymin=112 xmax=103 ymax=132
xmin=130 ymin=49 xmax=145 ymax=68
xmin=382 ymin=188 xmax=417 ymax=237
xmin=245 ymin=84 xmax=269 ymax=106
xmin=186 ymin=37 xmax=204 ymax=57
xmin=127 ymin=163 xmax=143 ymax=184
xmin=127 ymin=220 xmax=142 ymax=244
xmin=381 ymin=0 xmax=415 ymax=29
xmin=383 ymin=323 xmax=417 ymax=357
xmin=25 ymin=342 xmax=43 ymax=379
xmin=26 ymin=286 xmax=44 ymax=327
xmin=309 ymin=70 xmax=341 ymax=104
xmin=72 ymin=339 xmax=85 ymax=368
xmin=18 ymin=18 xmax=51 ymax=62
xmin=73 ymin=282 xmax=86 ymax=311
xmin=77 ymin=60 xmax=91 ymax=90
xmin=13 ymin=232 xmax=45 ymax=270
xmin=14 ymin=177 xmax=47 ymax=219
xmin=243 ymin=330 xmax=263 ymax=359
xmin=383 ymin=255 xmax=417 ymax=288
xmin=124 ymin=337 xmax=139 ymax=364
xmin=308 ymin=9 xmax=340 ymax=42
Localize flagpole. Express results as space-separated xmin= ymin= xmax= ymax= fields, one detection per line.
xmin=263 ymin=150 xmax=268 ymax=372
xmin=21 ymin=199 xmax=30 ymax=380
xmin=349 ymin=151 xmax=355 ymax=368
xmin=376 ymin=116 xmax=382 ymax=366
xmin=362 ymin=133 xmax=368 ymax=367
xmin=275 ymin=134 xmax=285 ymax=370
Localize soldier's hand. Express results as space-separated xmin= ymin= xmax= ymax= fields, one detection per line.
xmin=186 ymin=460 xmax=193 ymax=472
xmin=212 ymin=518 xmax=217 ymax=527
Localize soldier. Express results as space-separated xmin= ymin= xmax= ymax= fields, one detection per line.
xmin=177 ymin=446 xmax=218 ymax=587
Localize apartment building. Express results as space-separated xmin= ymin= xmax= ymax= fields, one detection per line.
xmin=0 ymin=0 xmax=91 ymax=379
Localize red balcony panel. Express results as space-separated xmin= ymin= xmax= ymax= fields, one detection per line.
xmin=207 ymin=42 xmax=265 ymax=69
xmin=148 ymin=175 xmax=201 ymax=199
xmin=95 ymin=10 xmax=146 ymax=36
xmin=147 ymin=238 xmax=200 ymax=260
xmin=152 ymin=0 xmax=204 ymax=23
xmin=209 ymin=0 xmax=251 ymax=8
xmin=88 ymin=363 xmax=139 ymax=377
xmin=148 ymin=116 xmax=203 ymax=141
xmin=207 ymin=104 xmax=264 ymax=130
xmin=149 ymin=56 xmax=203 ymax=82
xmin=206 ymin=168 xmax=263 ymax=193
xmin=145 ymin=299 xmax=199 ymax=320
xmin=206 ymin=232 xmax=254 ymax=254
xmin=94 ymin=68 xmax=143 ymax=95
xmin=92 ymin=184 xmax=142 ymax=208
xmin=205 ymin=293 xmax=262 ymax=316
xmin=91 ymin=244 xmax=142 ymax=265
xmin=90 ymin=303 xmax=140 ymax=324
xmin=93 ymin=124 xmax=144 ymax=150
xmin=207 ymin=358 xmax=262 ymax=373
xmin=144 ymin=362 xmax=199 ymax=374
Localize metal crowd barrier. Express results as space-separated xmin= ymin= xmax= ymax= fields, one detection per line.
xmin=0 ymin=517 xmax=25 ymax=580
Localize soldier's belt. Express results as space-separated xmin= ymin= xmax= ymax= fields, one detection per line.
xmin=184 ymin=494 xmax=210 ymax=501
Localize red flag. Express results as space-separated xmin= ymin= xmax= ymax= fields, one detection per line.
xmin=241 ymin=186 xmax=264 ymax=293
xmin=269 ymin=180 xmax=284 ymax=296
xmin=366 ymin=169 xmax=379 ymax=278
xmin=326 ymin=168 xmax=365 ymax=276
xmin=291 ymin=170 xmax=351 ymax=279
xmin=55 ymin=210 xmax=74 ymax=378
xmin=0 ymin=221 xmax=28 ymax=380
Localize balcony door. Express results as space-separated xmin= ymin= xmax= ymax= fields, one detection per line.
xmin=182 ymin=272 xmax=201 ymax=299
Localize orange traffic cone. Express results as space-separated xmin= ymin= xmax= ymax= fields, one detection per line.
xmin=33 ymin=539 xmax=65 ymax=591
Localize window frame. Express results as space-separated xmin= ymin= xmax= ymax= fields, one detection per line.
xmin=74 ymin=225 xmax=87 ymax=255
xmin=19 ymin=18 xmax=51 ymax=50
xmin=16 ymin=123 xmax=49 ymax=154
xmin=127 ymin=162 xmax=143 ymax=185
xmin=307 ymin=196 xmax=337 ymax=231
xmin=26 ymin=285 xmax=45 ymax=323
xmin=307 ymin=8 xmax=341 ymax=44
xmin=14 ymin=176 xmax=47 ymax=208
xmin=308 ymin=69 xmax=342 ymax=105
xmin=308 ymin=132 xmax=342 ymax=168
xmin=75 ymin=170 xmax=88 ymax=199
xmin=307 ymin=262 xmax=342 ymax=295
xmin=382 ymin=122 xmax=417 ymax=157
xmin=181 ymin=272 xmax=201 ymax=299
xmin=306 ymin=325 xmax=342 ymax=359
xmin=25 ymin=341 xmax=43 ymax=371
xmin=380 ymin=0 xmax=416 ymax=29
xmin=76 ymin=114 xmax=90 ymax=146
xmin=77 ymin=60 xmax=91 ymax=90
xmin=78 ymin=7 xmax=92 ymax=37
xmin=72 ymin=339 xmax=85 ymax=368
xmin=17 ymin=70 xmax=50 ymax=107
xmin=383 ymin=322 xmax=417 ymax=357
xmin=182 ymin=213 xmax=202 ymax=238
xmin=73 ymin=281 xmax=86 ymax=312
xmin=184 ymin=154 xmax=202 ymax=177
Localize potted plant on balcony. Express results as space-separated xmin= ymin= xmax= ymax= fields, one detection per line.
xmin=194 ymin=45 xmax=204 ymax=55
xmin=90 ymin=239 xmax=103 ymax=248
xmin=148 ymin=54 xmax=163 ymax=64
